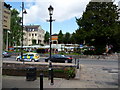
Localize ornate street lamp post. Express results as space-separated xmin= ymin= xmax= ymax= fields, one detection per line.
xmin=47 ymin=5 xmax=55 ymax=85
xmin=21 ymin=2 xmax=27 ymax=64
xmin=48 ymin=5 xmax=54 ymax=60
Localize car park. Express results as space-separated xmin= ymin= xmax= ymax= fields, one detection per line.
xmin=45 ymin=54 xmax=72 ymax=63
xmin=2 ymin=51 xmax=11 ymax=57
xmin=16 ymin=52 xmax=40 ymax=62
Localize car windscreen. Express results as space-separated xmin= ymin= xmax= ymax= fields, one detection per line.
xmin=27 ymin=54 xmax=34 ymax=56
xmin=3 ymin=52 xmax=7 ymax=54
xmin=52 ymin=55 xmax=65 ymax=58
xmin=23 ymin=54 xmax=27 ymax=56
xmin=36 ymin=54 xmax=39 ymax=56
xmin=61 ymin=55 xmax=66 ymax=57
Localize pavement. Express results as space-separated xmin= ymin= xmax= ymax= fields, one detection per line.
xmin=2 ymin=63 xmax=119 ymax=89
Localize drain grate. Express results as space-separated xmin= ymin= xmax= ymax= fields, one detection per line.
xmin=102 ymin=68 xmax=118 ymax=74
xmin=104 ymin=81 xmax=118 ymax=86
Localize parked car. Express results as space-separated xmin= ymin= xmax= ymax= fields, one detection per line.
xmin=16 ymin=52 xmax=40 ymax=62
xmin=2 ymin=51 xmax=11 ymax=57
xmin=45 ymin=54 xmax=72 ymax=63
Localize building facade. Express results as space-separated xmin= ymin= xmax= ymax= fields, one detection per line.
xmin=3 ymin=3 xmax=11 ymax=30
xmin=51 ymin=34 xmax=58 ymax=44
xmin=23 ymin=25 xmax=45 ymax=46
xmin=0 ymin=1 xmax=3 ymax=89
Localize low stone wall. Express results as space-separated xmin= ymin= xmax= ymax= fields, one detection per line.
xmin=2 ymin=62 xmax=76 ymax=79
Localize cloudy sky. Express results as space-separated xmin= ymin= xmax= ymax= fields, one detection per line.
xmin=5 ymin=0 xmax=120 ymax=34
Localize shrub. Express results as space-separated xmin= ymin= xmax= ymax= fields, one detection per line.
xmin=64 ymin=67 xmax=76 ymax=80
xmin=83 ymin=50 xmax=95 ymax=55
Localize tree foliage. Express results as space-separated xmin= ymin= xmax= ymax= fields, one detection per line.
xmin=44 ymin=31 xmax=50 ymax=44
xmin=58 ymin=30 xmax=63 ymax=44
xmin=70 ymin=32 xmax=76 ymax=44
xmin=75 ymin=2 xmax=119 ymax=54
xmin=63 ymin=32 xmax=71 ymax=44
xmin=3 ymin=9 xmax=22 ymax=49
xmin=9 ymin=9 xmax=22 ymax=46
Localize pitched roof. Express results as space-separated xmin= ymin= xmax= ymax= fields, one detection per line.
xmin=25 ymin=25 xmax=40 ymax=29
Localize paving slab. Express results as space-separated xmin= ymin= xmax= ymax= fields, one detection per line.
xmin=2 ymin=64 xmax=118 ymax=89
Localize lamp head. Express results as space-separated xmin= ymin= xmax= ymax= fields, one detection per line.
xmin=23 ymin=9 xmax=27 ymax=14
xmin=48 ymin=5 xmax=54 ymax=15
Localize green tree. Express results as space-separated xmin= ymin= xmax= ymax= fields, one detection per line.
xmin=76 ymin=2 xmax=119 ymax=54
xmin=9 ymin=9 xmax=22 ymax=46
xmin=70 ymin=32 xmax=76 ymax=44
xmin=63 ymin=32 xmax=71 ymax=44
xmin=111 ymin=21 xmax=120 ymax=52
xmin=32 ymin=39 xmax=36 ymax=45
xmin=3 ymin=9 xmax=21 ymax=50
xmin=58 ymin=30 xmax=63 ymax=44
xmin=44 ymin=31 xmax=50 ymax=44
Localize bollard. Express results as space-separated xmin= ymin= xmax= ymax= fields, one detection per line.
xmin=77 ymin=59 xmax=79 ymax=69
xmin=40 ymin=73 xmax=43 ymax=90
xmin=75 ymin=58 xmax=76 ymax=65
xmin=48 ymin=67 xmax=51 ymax=80
xmin=48 ymin=61 xmax=52 ymax=80
xmin=49 ymin=61 xmax=52 ymax=68
xmin=50 ymin=68 xmax=54 ymax=85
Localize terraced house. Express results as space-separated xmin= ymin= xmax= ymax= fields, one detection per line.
xmin=23 ymin=25 xmax=45 ymax=46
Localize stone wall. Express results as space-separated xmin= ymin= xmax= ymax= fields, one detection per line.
xmin=3 ymin=62 xmax=76 ymax=79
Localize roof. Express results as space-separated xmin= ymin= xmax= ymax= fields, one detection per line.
xmin=52 ymin=34 xmax=58 ymax=36
xmin=25 ymin=52 xmax=38 ymax=54
xmin=25 ymin=25 xmax=40 ymax=29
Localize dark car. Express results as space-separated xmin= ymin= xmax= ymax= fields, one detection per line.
xmin=2 ymin=51 xmax=11 ymax=57
xmin=45 ymin=54 xmax=72 ymax=63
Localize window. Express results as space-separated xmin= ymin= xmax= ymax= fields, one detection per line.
xmin=35 ymin=34 xmax=37 ymax=36
xmin=29 ymin=34 xmax=31 ymax=36
xmin=27 ymin=54 xmax=34 ymax=56
xmin=32 ymin=34 xmax=34 ymax=36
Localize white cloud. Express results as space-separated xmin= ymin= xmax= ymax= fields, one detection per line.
xmin=114 ymin=0 xmax=120 ymax=5
xmin=18 ymin=0 xmax=119 ymax=24
xmin=19 ymin=0 xmax=91 ymax=24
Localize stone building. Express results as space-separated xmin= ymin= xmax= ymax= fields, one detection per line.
xmin=0 ymin=1 xmax=3 ymax=90
xmin=23 ymin=25 xmax=45 ymax=46
xmin=51 ymin=34 xmax=58 ymax=44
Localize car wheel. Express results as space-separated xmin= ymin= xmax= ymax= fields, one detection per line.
xmin=2 ymin=55 xmax=4 ymax=58
xmin=45 ymin=59 xmax=48 ymax=62
xmin=17 ymin=58 xmax=20 ymax=61
xmin=65 ymin=60 xmax=68 ymax=63
xmin=31 ymin=59 xmax=35 ymax=62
